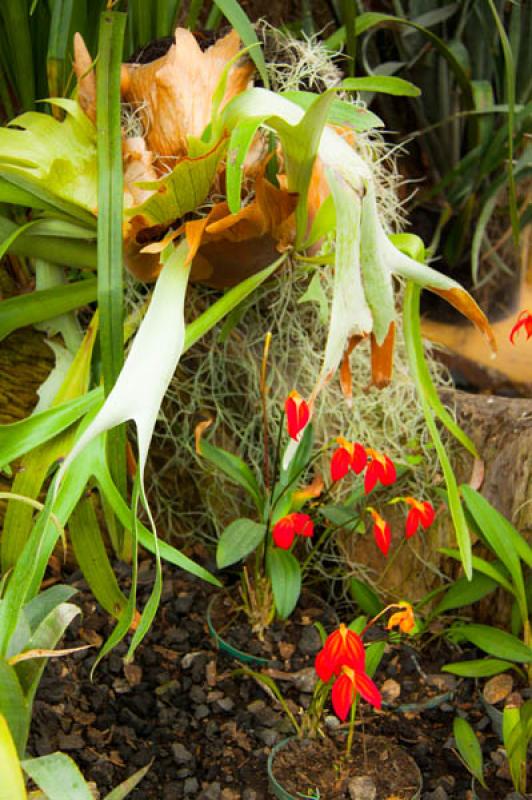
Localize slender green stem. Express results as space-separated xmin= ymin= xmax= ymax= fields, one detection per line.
xmin=346 ymin=693 xmax=357 ymax=757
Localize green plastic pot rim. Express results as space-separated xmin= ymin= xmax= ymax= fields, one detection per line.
xmin=206 ymin=593 xmax=273 ymax=666
xmin=267 ymin=735 xmax=423 ymax=800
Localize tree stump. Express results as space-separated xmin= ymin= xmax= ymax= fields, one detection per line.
xmin=340 ymin=389 xmax=532 ymax=621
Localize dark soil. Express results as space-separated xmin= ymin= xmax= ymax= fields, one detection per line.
xmin=272 ymin=735 xmax=421 ymax=799
xmin=28 ymin=558 xmax=524 ymax=799
xmin=208 ymin=588 xmax=338 ymax=668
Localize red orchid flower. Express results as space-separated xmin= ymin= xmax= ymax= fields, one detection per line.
xmin=331 ymin=663 xmax=382 ymax=721
xmin=509 ymin=309 xmax=532 ymax=345
xmin=368 ymin=508 xmax=391 ymax=556
xmin=403 ymin=497 xmax=435 ymax=539
xmin=364 ymin=448 xmax=396 ymax=493
xmin=315 ymin=623 xmax=365 ymax=681
xmin=330 ymin=436 xmax=367 ymax=482
xmin=386 ymin=601 xmax=415 ymax=634
xmin=285 ymin=390 xmax=310 ymax=441
xmin=272 ymin=512 xmax=314 ymax=549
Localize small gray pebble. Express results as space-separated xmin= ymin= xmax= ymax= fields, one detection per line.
xmin=198 ymin=782 xmax=221 ymax=800
xmin=257 ymin=728 xmax=279 ymax=747
xmin=171 ymin=743 xmax=193 ymax=764
xmin=195 ymin=703 xmax=209 ymax=720
xmin=184 ymin=777 xmax=199 ymax=795
xmin=298 ymin=626 xmax=321 ymax=655
xmin=423 ymin=788 xmax=448 ymax=800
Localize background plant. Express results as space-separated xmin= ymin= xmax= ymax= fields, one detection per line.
xmin=325 ymin=1 xmax=532 ymax=287
xmin=0 ymin=712 xmax=149 ymax=800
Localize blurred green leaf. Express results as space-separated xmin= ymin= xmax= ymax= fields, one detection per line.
xmin=267 ymin=548 xmax=301 ymax=619
xmin=453 ymin=716 xmax=486 ymax=787
xmin=216 ymin=518 xmax=266 ymax=569
xmin=450 ymin=624 xmax=532 ymax=663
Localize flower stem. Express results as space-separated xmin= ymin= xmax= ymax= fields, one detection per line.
xmin=346 ymin=695 xmax=357 ymax=757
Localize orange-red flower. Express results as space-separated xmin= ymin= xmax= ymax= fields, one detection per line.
xmin=330 ymin=437 xmax=367 ymax=482
xmin=368 ymin=508 xmax=391 ymax=556
xmin=315 ymin=623 xmax=365 ymax=681
xmin=272 ymin=512 xmax=314 ymax=549
xmin=285 ymin=390 xmax=310 ymax=441
xmin=386 ymin=602 xmax=415 ymax=634
xmin=509 ymin=310 xmax=532 ymax=345
xmin=331 ymin=663 xmax=382 ymax=720
xmin=364 ymin=448 xmax=396 ymax=494
xmin=403 ymin=497 xmax=435 ymax=539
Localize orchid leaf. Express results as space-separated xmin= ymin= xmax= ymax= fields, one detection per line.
xmin=0 ymin=278 xmax=97 ymax=343
xmin=450 ymin=624 xmax=532 ymax=663
xmin=0 ymin=662 xmax=28 ymax=757
xmin=2 ymin=315 xmax=98 ymax=572
xmin=443 ymin=659 xmax=517 ymax=678
xmin=0 ymin=389 xmax=103 ymax=470
xmin=0 ymin=714 xmax=26 ymax=800
xmin=103 ymin=763 xmax=151 ymax=799
xmin=69 ymin=497 xmax=128 ymax=620
xmin=198 ymin=440 xmax=263 ymax=513
xmin=461 ymin=486 xmax=528 ymax=624
xmin=22 ymin=753 xmax=94 ymax=800
xmin=404 ymin=283 xmax=472 ymax=580
xmin=212 ymin=0 xmax=268 ymax=87
xmin=267 ymin=548 xmax=301 ymax=620
xmin=94 ymin=464 xmax=222 ymax=587
xmin=14 ymin=602 xmax=80 ymax=704
xmin=342 ymin=75 xmax=420 ymax=96
xmin=97 ymin=9 xmax=128 ymax=528
xmin=453 ymin=717 xmax=486 ymax=788
xmin=0 ymin=214 xmax=97 ymax=269
xmin=216 ymin=518 xmax=266 ymax=569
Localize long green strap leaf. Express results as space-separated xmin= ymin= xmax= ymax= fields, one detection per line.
xmin=0 ymin=389 xmax=103 ymax=469
xmin=69 ymin=497 xmax=128 ymax=619
xmin=486 ymin=0 xmax=519 ymax=245
xmin=0 ymin=714 xmax=26 ymax=800
xmin=403 ymin=282 xmax=472 ymax=579
xmin=0 ymin=279 xmax=97 ymax=343
xmin=96 ymin=10 xmax=128 ymax=549
xmin=213 ymin=0 xmax=269 ymax=87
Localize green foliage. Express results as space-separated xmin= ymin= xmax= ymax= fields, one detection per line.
xmin=217 ymin=519 xmax=266 ymax=569
xmin=267 ymin=549 xmax=301 ymax=620
xmin=453 ymin=716 xmax=487 ymax=788
xmin=0 ymin=586 xmax=79 ymax=755
xmin=0 ymin=709 xmax=149 ymax=800
xmin=449 ymin=624 xmax=532 ymax=664
xmin=329 ymin=3 xmax=532 ymax=278
xmin=503 ymin=700 xmax=532 ymax=794
xmin=440 ymin=487 xmax=532 ymax=680
xmin=349 ymin=577 xmax=383 ymax=617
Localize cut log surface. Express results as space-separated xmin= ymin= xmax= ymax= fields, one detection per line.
xmin=341 ymin=389 xmax=532 ymax=611
xmin=443 ymin=389 xmax=532 ymax=534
